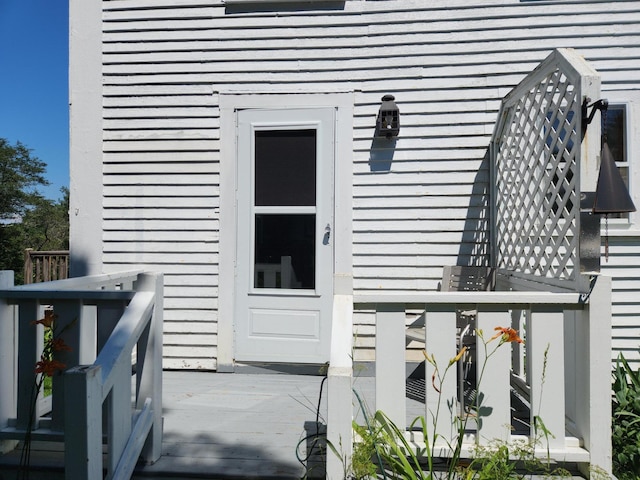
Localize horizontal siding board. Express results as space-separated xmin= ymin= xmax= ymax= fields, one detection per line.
xmin=104 ymin=242 xmax=216 ymax=254
xmin=101 ymin=43 xmax=640 ymax=67
xmin=103 ymin=208 xmax=216 ymax=220
xmin=103 ymin=232 xmax=218 ymax=244
xmin=103 ymin=263 xmax=218 ymax=276
xmin=104 ymin=130 xmax=215 ymax=141
xmin=165 ymin=322 xmax=216 ymax=336
xmin=104 ymin=185 xmax=219 ymax=197
xmin=104 ymin=163 xmax=218 ymax=175
xmin=101 ymin=12 xmax=640 ymax=42
xmin=164 ymin=310 xmax=216 ymax=322
xmin=103 ymin=172 xmax=218 ymax=184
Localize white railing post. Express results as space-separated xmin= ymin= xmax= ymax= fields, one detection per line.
xmin=476 ymin=310 xmax=512 ymax=445
xmin=16 ymin=299 xmax=40 ymax=431
xmin=135 ymin=272 xmax=163 ymax=464
xmin=528 ymin=307 xmax=565 ymax=451
xmin=0 ymin=271 xmax=18 ymax=453
xmin=327 ymin=294 xmax=353 ymax=480
xmin=376 ymin=304 xmax=407 ymax=428
xmin=107 ymin=361 xmax=133 ymax=476
xmin=64 ymin=365 xmax=103 ymax=480
xmin=50 ymin=299 xmax=84 ymax=432
xmin=424 ymin=306 xmax=457 ymax=446
xmin=577 ymin=275 xmax=613 ymax=476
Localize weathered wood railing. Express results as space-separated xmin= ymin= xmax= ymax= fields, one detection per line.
xmin=23 ymin=249 xmax=70 ymax=284
xmin=0 ymin=270 xmax=163 ymax=479
xmin=326 ymin=275 xmax=612 ymax=479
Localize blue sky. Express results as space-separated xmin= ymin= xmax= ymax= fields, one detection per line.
xmin=0 ymin=1 xmax=69 ymax=201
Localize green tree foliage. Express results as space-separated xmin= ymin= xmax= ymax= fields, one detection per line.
xmin=0 ymin=138 xmax=68 ymax=284
xmin=0 ymin=138 xmax=48 ymax=221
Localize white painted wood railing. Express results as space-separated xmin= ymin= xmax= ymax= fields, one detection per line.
xmin=326 ymin=275 xmax=612 ymax=479
xmin=0 ymin=270 xmax=163 ymax=479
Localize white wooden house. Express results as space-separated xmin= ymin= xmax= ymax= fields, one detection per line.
xmin=69 ymin=0 xmax=640 ymax=372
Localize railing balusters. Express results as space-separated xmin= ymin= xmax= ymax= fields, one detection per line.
xmin=64 ymin=365 xmax=103 ymax=479
xmin=16 ymin=300 xmax=40 ymax=431
xmin=107 ymin=362 xmax=133 ymax=477
xmin=329 ymin=286 xmax=613 ymax=477
xmin=0 ymin=271 xmax=17 ymax=454
xmin=135 ymin=273 xmax=163 ymax=463
xmin=424 ymin=306 xmax=457 ymax=446
xmin=476 ymin=309 xmax=511 ymax=445
xmin=23 ymin=250 xmax=70 ymax=284
xmin=50 ymin=299 xmax=83 ymax=432
xmin=0 ymin=269 xmax=163 ymax=480
xmin=529 ymin=307 xmax=565 ymax=450
xmin=375 ymin=304 xmax=407 ymax=428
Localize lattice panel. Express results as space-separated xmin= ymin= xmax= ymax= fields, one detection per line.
xmin=493 ymin=67 xmax=581 ymax=282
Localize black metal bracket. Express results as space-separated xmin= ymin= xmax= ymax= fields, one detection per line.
xmin=581 ymin=97 xmax=608 ymax=137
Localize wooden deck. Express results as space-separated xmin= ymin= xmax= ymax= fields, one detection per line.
xmin=0 ymin=370 xmax=334 ymax=479
xmin=0 ymin=369 xmax=586 ymax=479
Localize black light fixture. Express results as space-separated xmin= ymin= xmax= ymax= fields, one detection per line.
xmin=582 ymin=99 xmax=636 ymax=260
xmin=593 ymin=142 xmax=636 ymax=215
xmin=376 ymin=94 xmax=400 ymax=138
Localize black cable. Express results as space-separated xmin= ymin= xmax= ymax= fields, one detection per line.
xmin=296 ymin=375 xmax=328 ymax=478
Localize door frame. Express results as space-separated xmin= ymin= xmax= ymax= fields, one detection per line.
xmin=218 ymin=92 xmax=354 ymax=371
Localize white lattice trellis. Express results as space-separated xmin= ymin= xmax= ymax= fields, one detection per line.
xmin=491 ymin=49 xmax=601 ymax=290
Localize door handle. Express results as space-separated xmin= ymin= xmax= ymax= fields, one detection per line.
xmin=324 ymin=224 xmax=331 ymax=244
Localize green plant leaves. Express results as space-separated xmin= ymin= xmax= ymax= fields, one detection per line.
xmin=612 ymin=353 xmax=640 ymax=479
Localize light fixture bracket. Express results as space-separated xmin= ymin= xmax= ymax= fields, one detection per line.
xmin=581 ymin=97 xmax=608 ymax=137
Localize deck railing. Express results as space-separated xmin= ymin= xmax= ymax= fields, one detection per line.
xmin=0 ymin=270 xmax=163 ymax=479
xmin=23 ymin=249 xmax=70 ymax=284
xmin=326 ymin=274 xmax=612 ymax=479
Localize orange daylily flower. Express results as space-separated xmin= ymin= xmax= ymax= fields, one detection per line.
xmin=35 ymin=358 xmax=67 ymax=377
xmin=31 ymin=309 xmax=57 ymax=329
xmin=51 ymin=338 xmax=72 ymax=352
xmin=490 ymin=326 xmax=524 ymax=344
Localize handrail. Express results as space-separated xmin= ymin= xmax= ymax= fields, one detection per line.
xmin=354 ymin=290 xmax=583 ymax=306
xmin=13 ymin=270 xmax=142 ymax=291
xmin=94 ymin=290 xmax=155 ymax=396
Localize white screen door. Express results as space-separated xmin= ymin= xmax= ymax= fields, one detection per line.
xmin=234 ymin=108 xmax=335 ymax=363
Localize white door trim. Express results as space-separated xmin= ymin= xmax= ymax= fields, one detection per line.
xmin=218 ymin=92 xmax=354 ymax=371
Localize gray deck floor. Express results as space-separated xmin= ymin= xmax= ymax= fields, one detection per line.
xmin=136 ymin=370 xmax=331 ymax=479
xmin=0 ymin=370 xmax=586 ymax=479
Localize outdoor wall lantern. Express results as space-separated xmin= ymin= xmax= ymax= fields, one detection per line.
xmin=376 ymin=94 xmax=400 ymax=138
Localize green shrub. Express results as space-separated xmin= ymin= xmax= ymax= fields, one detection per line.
xmin=612 ymin=353 xmax=640 ymax=480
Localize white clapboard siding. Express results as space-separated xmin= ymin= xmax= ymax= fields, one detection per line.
xmin=602 ymin=236 xmax=640 ymax=366
xmin=95 ymin=0 xmax=640 ymax=368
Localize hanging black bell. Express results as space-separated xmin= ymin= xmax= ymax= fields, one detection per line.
xmin=592 ymin=142 xmax=636 ymax=214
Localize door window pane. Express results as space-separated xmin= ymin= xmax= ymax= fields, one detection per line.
xmin=254 ymin=214 xmax=315 ymax=289
xmin=255 ymin=130 xmax=316 ymax=207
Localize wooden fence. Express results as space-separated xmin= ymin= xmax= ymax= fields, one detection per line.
xmin=23 ymin=249 xmax=70 ymax=284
